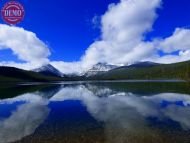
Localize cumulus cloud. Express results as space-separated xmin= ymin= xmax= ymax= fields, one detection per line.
xmin=81 ymin=0 xmax=161 ymax=66
xmin=148 ymin=28 xmax=190 ymax=63
xmin=0 ymin=61 xmax=37 ymax=70
xmin=50 ymin=61 xmax=84 ymax=74
xmin=1 ymin=0 xmax=190 ymax=74
xmin=0 ymin=24 xmax=50 ymax=65
xmin=80 ymin=0 xmax=190 ymax=69
xmin=60 ymin=0 xmax=190 ymax=73
xmin=159 ymin=28 xmax=190 ymax=53
xmin=50 ymin=0 xmax=162 ymax=73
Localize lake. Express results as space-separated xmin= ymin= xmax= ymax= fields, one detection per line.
xmin=0 ymin=81 xmax=190 ymax=143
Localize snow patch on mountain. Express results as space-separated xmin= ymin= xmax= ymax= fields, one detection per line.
xmin=32 ymin=64 xmax=64 ymax=77
xmin=84 ymin=63 xmax=118 ymax=77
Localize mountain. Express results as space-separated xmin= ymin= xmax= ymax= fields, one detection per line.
xmin=84 ymin=63 xmax=118 ymax=77
xmin=1 ymin=61 xmax=190 ymax=82
xmin=113 ymin=61 xmax=160 ymax=70
xmin=90 ymin=63 xmax=118 ymax=71
xmin=32 ymin=64 xmax=63 ymax=77
xmin=128 ymin=61 xmax=160 ymax=68
xmin=87 ymin=61 xmax=190 ymax=81
xmin=0 ymin=66 xmax=62 ymax=82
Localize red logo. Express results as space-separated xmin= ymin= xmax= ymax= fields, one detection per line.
xmin=1 ymin=1 xmax=25 ymax=25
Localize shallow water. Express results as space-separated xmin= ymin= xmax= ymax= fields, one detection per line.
xmin=0 ymin=82 xmax=190 ymax=143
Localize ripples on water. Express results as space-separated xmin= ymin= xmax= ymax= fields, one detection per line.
xmin=0 ymin=82 xmax=190 ymax=143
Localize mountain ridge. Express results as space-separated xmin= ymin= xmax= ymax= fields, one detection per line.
xmin=87 ymin=60 xmax=190 ymax=81
xmin=0 ymin=66 xmax=63 ymax=82
xmin=83 ymin=62 xmax=118 ymax=77
xmin=32 ymin=64 xmax=64 ymax=77
xmin=1 ymin=60 xmax=190 ymax=82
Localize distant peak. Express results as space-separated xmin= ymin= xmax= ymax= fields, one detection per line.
xmin=128 ymin=61 xmax=160 ymax=68
xmin=83 ymin=62 xmax=119 ymax=77
xmin=32 ymin=64 xmax=63 ymax=77
xmin=41 ymin=64 xmax=54 ymax=68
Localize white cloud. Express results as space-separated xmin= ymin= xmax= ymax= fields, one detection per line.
xmin=92 ymin=15 xmax=101 ymax=29
xmin=80 ymin=0 xmax=190 ymax=70
xmin=50 ymin=61 xmax=84 ymax=74
xmin=148 ymin=28 xmax=190 ymax=63
xmin=159 ymin=28 xmax=190 ymax=53
xmin=0 ymin=61 xmax=38 ymax=70
xmin=1 ymin=0 xmax=190 ymax=74
xmin=0 ymin=24 xmax=50 ymax=65
xmin=149 ymin=53 xmax=190 ymax=64
xmin=81 ymin=0 xmax=161 ymax=66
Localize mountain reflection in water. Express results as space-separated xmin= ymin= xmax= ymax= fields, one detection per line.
xmin=0 ymin=82 xmax=190 ymax=143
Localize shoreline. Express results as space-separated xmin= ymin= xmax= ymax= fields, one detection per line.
xmin=15 ymin=79 xmax=187 ymax=86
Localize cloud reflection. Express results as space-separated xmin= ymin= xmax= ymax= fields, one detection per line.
xmin=0 ymin=83 xmax=190 ymax=143
xmin=51 ymin=84 xmax=190 ymax=130
xmin=0 ymin=93 xmax=50 ymax=143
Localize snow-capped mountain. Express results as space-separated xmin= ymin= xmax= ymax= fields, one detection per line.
xmin=32 ymin=64 xmax=64 ymax=77
xmin=84 ymin=63 xmax=118 ymax=77
xmin=90 ymin=63 xmax=118 ymax=71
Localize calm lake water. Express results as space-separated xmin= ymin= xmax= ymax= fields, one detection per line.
xmin=0 ymin=82 xmax=190 ymax=143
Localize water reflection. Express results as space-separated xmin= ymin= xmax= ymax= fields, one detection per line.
xmin=0 ymin=93 xmax=50 ymax=143
xmin=0 ymin=82 xmax=190 ymax=143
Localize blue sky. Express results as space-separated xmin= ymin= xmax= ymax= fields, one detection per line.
xmin=0 ymin=0 xmax=189 ymax=62
xmin=0 ymin=0 xmax=118 ymax=62
xmin=0 ymin=0 xmax=190 ymax=73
